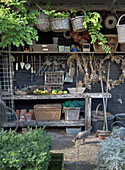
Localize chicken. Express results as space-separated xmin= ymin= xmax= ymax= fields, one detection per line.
xmin=74 ymin=126 xmax=92 ymax=145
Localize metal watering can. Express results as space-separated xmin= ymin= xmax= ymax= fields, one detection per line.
xmin=111 ymin=121 xmax=125 ymax=137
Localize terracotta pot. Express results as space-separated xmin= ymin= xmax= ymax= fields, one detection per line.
xmin=16 ymin=109 xmax=20 ymax=117
xmin=99 ymin=134 xmax=110 ymax=140
xmin=25 ymin=112 xmax=32 ymax=121
xmin=20 ymin=109 xmax=26 ymax=114
xmin=29 ymin=109 xmax=35 ymax=120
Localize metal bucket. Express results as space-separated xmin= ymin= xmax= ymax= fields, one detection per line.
xmin=115 ymin=113 xmax=125 ymax=124
xmin=111 ymin=121 xmax=125 ymax=137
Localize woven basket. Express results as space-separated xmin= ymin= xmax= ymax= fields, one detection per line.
xmin=34 ymin=104 xmax=61 ymax=121
xmin=71 ymin=16 xmax=86 ymax=32
xmin=70 ymin=10 xmax=86 ymax=32
xmin=92 ymin=104 xmax=111 ymax=119
xmin=51 ymin=17 xmax=70 ymax=32
xmin=117 ymin=14 xmax=125 ymax=43
xmin=35 ymin=12 xmax=51 ymax=32
xmin=93 ymin=35 xmax=118 ymax=53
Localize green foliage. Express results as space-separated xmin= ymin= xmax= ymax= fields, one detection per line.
xmin=70 ymin=9 xmax=85 ymax=18
xmin=42 ymin=1 xmax=69 ymax=19
xmin=83 ymin=12 xmax=111 ymax=54
xmin=95 ymin=136 xmax=125 ymax=170
xmin=0 ymin=0 xmax=39 ymax=48
xmin=0 ymin=127 xmax=51 ymax=169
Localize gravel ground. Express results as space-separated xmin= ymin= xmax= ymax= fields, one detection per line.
xmin=47 ymin=129 xmax=100 ymax=170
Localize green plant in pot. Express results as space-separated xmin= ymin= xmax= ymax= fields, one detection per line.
xmin=83 ymin=12 xmax=111 ymax=53
xmin=0 ymin=0 xmax=39 ymax=49
xmin=70 ymin=9 xmax=86 ymax=32
xmin=42 ymin=2 xmax=70 ymax=32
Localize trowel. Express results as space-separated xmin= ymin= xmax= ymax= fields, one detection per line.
xmin=25 ymin=55 xmax=31 ymax=70
xmin=20 ymin=55 xmax=25 ymax=69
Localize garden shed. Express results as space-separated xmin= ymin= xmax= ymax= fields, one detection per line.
xmin=0 ymin=0 xmax=125 ymax=133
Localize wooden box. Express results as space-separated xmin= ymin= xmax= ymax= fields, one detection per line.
xmin=93 ymin=35 xmax=118 ymax=53
xmin=34 ymin=104 xmax=61 ymax=121
xmin=32 ymin=44 xmax=58 ymax=52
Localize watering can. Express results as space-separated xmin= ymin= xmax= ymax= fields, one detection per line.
xmin=111 ymin=121 xmax=125 ymax=137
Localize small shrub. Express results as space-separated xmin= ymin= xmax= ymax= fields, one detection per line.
xmin=0 ymin=127 xmax=51 ymax=170
xmin=95 ymin=136 xmax=125 ymax=170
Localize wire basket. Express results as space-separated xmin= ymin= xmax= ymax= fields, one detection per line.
xmin=63 ymin=107 xmax=80 ymax=121
xmin=45 ymin=71 xmax=64 ymax=84
xmin=35 ymin=12 xmax=51 ymax=32
xmin=51 ymin=17 xmax=70 ymax=32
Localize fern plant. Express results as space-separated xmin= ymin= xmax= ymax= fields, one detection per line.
xmin=83 ymin=12 xmax=111 ymax=54
xmin=95 ymin=136 xmax=125 ymax=170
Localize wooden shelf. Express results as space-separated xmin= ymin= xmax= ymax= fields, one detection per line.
xmin=1 ymin=50 xmax=125 ymax=54
xmin=4 ymin=120 xmax=85 ymax=128
xmin=13 ymin=93 xmax=112 ymax=100
xmin=0 ymin=51 xmax=95 ymax=54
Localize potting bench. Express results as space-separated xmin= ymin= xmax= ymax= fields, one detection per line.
xmin=3 ymin=93 xmax=111 ymax=130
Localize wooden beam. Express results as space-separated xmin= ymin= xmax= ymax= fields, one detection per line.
xmin=4 ymin=120 xmax=85 ymax=128
xmin=13 ymin=93 xmax=111 ymax=100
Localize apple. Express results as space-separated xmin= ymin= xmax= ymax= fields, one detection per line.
xmin=63 ymin=91 xmax=68 ymax=94
xmin=52 ymin=90 xmax=57 ymax=94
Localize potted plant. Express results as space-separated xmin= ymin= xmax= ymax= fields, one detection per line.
xmin=83 ymin=12 xmax=111 ymax=53
xmin=0 ymin=0 xmax=39 ymax=49
xmin=42 ymin=2 xmax=70 ymax=32
xmin=70 ymin=9 xmax=86 ymax=32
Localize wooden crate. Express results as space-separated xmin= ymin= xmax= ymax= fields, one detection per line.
xmin=63 ymin=107 xmax=80 ymax=121
xmin=32 ymin=44 xmax=58 ymax=52
xmin=93 ymin=35 xmax=118 ymax=53
xmin=34 ymin=104 xmax=61 ymax=121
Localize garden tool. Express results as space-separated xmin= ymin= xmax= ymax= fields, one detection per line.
xmin=20 ymin=55 xmax=25 ymax=69
xmin=16 ymin=55 xmax=18 ymax=71
xmin=25 ymin=55 xmax=31 ymax=70
xmin=31 ymin=55 xmax=33 ymax=74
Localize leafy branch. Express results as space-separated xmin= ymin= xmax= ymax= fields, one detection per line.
xmin=83 ymin=12 xmax=111 ymax=54
xmin=0 ymin=0 xmax=39 ymax=48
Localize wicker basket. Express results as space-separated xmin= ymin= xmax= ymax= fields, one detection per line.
xmin=93 ymin=35 xmax=118 ymax=53
xmin=35 ymin=12 xmax=51 ymax=32
xmin=34 ymin=104 xmax=61 ymax=121
xmin=64 ymin=107 xmax=80 ymax=121
xmin=117 ymin=14 xmax=125 ymax=43
xmin=91 ymin=104 xmax=111 ymax=119
xmin=51 ymin=17 xmax=70 ymax=32
xmin=71 ymin=16 xmax=86 ymax=32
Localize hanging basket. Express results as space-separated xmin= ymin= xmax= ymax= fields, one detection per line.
xmin=92 ymin=104 xmax=111 ymax=119
xmin=70 ymin=10 xmax=86 ymax=32
xmin=116 ymin=14 xmax=125 ymax=43
xmin=51 ymin=17 xmax=70 ymax=32
xmin=35 ymin=12 xmax=51 ymax=32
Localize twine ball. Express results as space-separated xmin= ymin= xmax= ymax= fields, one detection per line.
xmin=104 ymin=15 xmax=117 ymax=29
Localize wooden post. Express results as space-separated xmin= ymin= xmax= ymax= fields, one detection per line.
xmin=85 ymin=97 xmax=92 ymax=130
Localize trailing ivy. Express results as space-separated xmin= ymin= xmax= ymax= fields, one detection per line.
xmin=0 ymin=0 xmax=39 ymax=48
xmin=0 ymin=127 xmax=51 ymax=169
xmin=83 ymin=12 xmax=111 ymax=54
